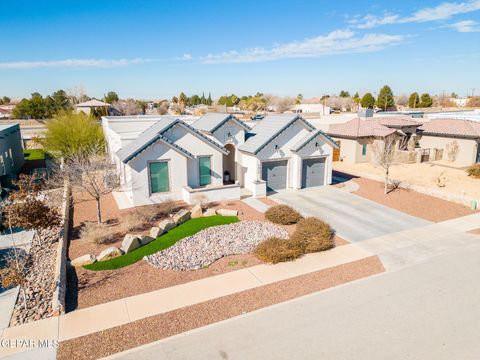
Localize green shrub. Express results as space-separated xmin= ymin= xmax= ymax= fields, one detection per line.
xmin=254 ymin=237 xmax=304 ymax=264
xmin=291 ymin=217 xmax=335 ymax=253
xmin=264 ymin=205 xmax=302 ymax=225
xmin=466 ymin=164 xmax=480 ymax=178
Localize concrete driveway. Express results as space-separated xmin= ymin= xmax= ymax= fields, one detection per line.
xmin=270 ymin=186 xmax=430 ymax=242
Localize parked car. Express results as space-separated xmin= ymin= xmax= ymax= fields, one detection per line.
xmin=250 ymin=114 xmax=265 ymax=121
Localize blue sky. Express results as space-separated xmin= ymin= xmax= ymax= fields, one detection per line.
xmin=1 ymin=0 xmax=479 ymax=99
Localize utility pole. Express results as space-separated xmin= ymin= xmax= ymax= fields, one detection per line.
xmin=440 ymin=90 xmax=445 ymax=111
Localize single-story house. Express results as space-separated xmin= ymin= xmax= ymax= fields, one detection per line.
xmin=75 ymin=99 xmax=111 ymax=115
xmin=103 ymin=113 xmax=339 ymax=206
xmin=327 ymin=116 xmax=422 ymax=163
xmin=0 ymin=124 xmax=25 ymax=187
xmin=418 ymin=119 xmax=480 ymax=165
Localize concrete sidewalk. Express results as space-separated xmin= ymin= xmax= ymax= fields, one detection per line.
xmin=241 ymin=197 xmax=270 ymax=213
xmin=0 ymin=243 xmax=371 ymax=357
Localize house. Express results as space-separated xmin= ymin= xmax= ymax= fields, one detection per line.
xmin=75 ymin=99 xmax=111 ymax=115
xmin=0 ymin=124 xmax=25 ymax=187
xmin=102 ymin=113 xmax=339 ymax=207
xmin=418 ymin=119 xmax=480 ymax=165
xmin=238 ymin=114 xmax=339 ymax=196
xmin=291 ymin=103 xmax=331 ymax=115
xmin=327 ymin=116 xmax=422 ymax=163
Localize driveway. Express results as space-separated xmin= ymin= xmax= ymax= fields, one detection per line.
xmin=270 ymin=186 xmax=430 ymax=242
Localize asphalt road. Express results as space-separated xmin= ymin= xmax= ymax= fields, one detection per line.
xmin=106 ymin=241 xmax=480 ymax=360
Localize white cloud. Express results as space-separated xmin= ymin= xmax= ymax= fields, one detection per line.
xmin=202 ymin=30 xmax=404 ymax=64
xmin=0 ymin=58 xmax=152 ymax=69
xmin=447 ymin=19 xmax=480 ymax=31
xmin=351 ymin=0 xmax=480 ymax=29
xmin=176 ymin=53 xmax=192 ymax=61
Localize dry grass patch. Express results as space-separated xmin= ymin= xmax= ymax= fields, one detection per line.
xmin=264 ymin=205 xmax=302 ymax=225
xmin=80 ymin=222 xmax=116 ymax=245
xmin=466 ymin=164 xmax=480 ymax=179
xmin=291 ymin=217 xmax=335 ymax=253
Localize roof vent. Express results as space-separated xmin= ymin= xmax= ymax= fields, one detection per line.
xmin=358 ymin=108 xmax=374 ymax=118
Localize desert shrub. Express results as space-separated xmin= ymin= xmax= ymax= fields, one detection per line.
xmin=466 ymin=164 xmax=480 ymax=178
xmin=122 ymin=200 xmax=177 ymax=231
xmin=264 ymin=205 xmax=302 ymax=225
xmin=291 ymin=217 xmax=335 ymax=253
xmin=254 ymin=237 xmax=304 ymax=264
xmin=80 ymin=222 xmax=116 ymax=245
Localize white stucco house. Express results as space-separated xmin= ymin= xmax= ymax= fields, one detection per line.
xmin=102 ymin=113 xmax=339 ymax=207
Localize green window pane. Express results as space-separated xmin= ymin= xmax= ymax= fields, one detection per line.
xmin=199 ymin=157 xmax=211 ymax=186
xmin=362 ymin=144 xmax=367 ymax=156
xmin=149 ymin=162 xmax=169 ymax=193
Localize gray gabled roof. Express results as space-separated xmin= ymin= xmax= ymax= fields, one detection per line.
xmin=192 ymin=113 xmax=250 ymax=134
xmin=117 ymin=118 xmax=228 ymax=163
xmin=291 ymin=129 xmax=340 ymax=152
xmin=239 ymin=114 xmax=316 ymax=155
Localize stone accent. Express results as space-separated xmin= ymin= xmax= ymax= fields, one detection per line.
xmin=216 ymin=208 xmax=238 ymax=216
xmin=159 ymin=218 xmax=176 ymax=232
xmin=149 ymin=226 xmax=163 ymax=238
xmin=172 ymin=209 xmax=191 ymax=225
xmin=139 ymin=235 xmax=155 ymax=246
xmin=98 ymin=247 xmax=123 ymax=261
xmin=71 ymin=254 xmax=96 ymax=267
xmin=121 ymin=234 xmax=142 ymax=254
xmin=190 ymin=204 xmax=203 ymax=218
xmin=203 ymin=208 xmax=217 ymax=217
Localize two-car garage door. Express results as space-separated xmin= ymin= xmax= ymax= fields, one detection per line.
xmin=302 ymin=157 xmax=326 ymax=188
xmin=261 ymin=157 xmax=326 ymax=192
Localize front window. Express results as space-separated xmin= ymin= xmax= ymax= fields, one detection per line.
xmin=362 ymin=144 xmax=367 ymax=156
xmin=199 ymin=156 xmax=212 ymax=186
xmin=149 ymin=161 xmax=169 ymax=193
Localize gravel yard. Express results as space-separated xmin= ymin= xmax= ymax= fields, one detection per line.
xmin=58 ymin=256 xmax=384 ymax=360
xmin=146 ymin=221 xmax=289 ymax=271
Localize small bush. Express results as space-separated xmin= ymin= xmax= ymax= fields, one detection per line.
xmin=121 ymin=200 xmax=177 ymax=232
xmin=80 ymin=222 xmax=116 ymax=245
xmin=254 ymin=237 xmax=304 ymax=264
xmin=264 ymin=205 xmax=302 ymax=225
xmin=291 ymin=217 xmax=334 ymax=253
xmin=466 ymin=164 xmax=480 ymax=178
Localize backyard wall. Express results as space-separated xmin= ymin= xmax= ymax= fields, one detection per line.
xmin=418 ymin=135 xmax=478 ymax=166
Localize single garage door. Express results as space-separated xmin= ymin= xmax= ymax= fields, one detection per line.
xmin=302 ymin=157 xmax=325 ymax=188
xmin=262 ymin=160 xmax=288 ymax=192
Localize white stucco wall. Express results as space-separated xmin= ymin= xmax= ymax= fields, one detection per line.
xmin=241 ymin=153 xmax=261 ymax=193
xmin=418 ymin=135 xmax=479 ymax=166
xmin=334 ymin=137 xmax=372 ymax=163
xmin=212 ymin=121 xmax=245 ymax=147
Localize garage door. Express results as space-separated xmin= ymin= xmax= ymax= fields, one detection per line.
xmin=262 ymin=160 xmax=288 ymax=192
xmin=302 ymin=157 xmax=325 ymax=188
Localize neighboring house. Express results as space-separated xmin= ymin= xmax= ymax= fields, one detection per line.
xmin=291 ymin=103 xmax=331 ymax=115
xmin=0 ymin=124 xmax=25 ymax=187
xmin=238 ymin=114 xmax=339 ymax=196
xmin=75 ymin=99 xmax=110 ymax=115
xmin=327 ymin=116 xmax=422 ymax=163
xmin=103 ymin=113 xmax=338 ymax=206
xmin=418 ymin=119 xmax=480 ymax=165
xmin=0 ymin=104 xmax=14 ymax=119
xmin=450 ymin=98 xmax=469 ymax=107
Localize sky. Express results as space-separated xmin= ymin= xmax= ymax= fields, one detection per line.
xmin=0 ymin=0 xmax=479 ymax=100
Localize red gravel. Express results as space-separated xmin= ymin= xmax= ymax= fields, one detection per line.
xmin=352 ymin=177 xmax=477 ymax=222
xmin=58 ymin=255 xmax=384 ymax=360
xmin=468 ymin=229 xmax=480 ymax=235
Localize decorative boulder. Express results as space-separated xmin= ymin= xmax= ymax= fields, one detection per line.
xmin=172 ymin=209 xmax=191 ymax=225
xmin=71 ymin=254 xmax=96 ymax=267
xmin=139 ymin=235 xmax=155 ymax=245
xmin=190 ymin=204 xmax=203 ymax=219
xmin=97 ymin=247 xmax=123 ymax=262
xmin=203 ymin=208 xmax=217 ymax=217
xmin=159 ymin=218 xmax=176 ymax=232
xmin=217 ymin=209 xmax=238 ymax=216
xmin=150 ymin=226 xmax=163 ymax=238
xmin=121 ymin=234 xmax=142 ymax=253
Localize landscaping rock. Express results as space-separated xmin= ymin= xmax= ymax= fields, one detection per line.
xmin=217 ymin=208 xmax=238 ymax=216
xmin=71 ymin=254 xmax=96 ymax=267
xmin=121 ymin=234 xmax=142 ymax=253
xmin=149 ymin=226 xmax=163 ymax=238
xmin=203 ymin=208 xmax=217 ymax=217
xmin=190 ymin=204 xmax=203 ymax=219
xmin=172 ymin=209 xmax=191 ymax=225
xmin=159 ymin=218 xmax=176 ymax=232
xmin=98 ymin=247 xmax=123 ymax=261
xmin=139 ymin=235 xmax=155 ymax=245
xmin=146 ymin=221 xmax=288 ymax=271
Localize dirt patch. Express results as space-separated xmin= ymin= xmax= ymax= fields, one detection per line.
xmin=352 ymin=177 xmax=476 ymax=222
xmin=468 ymin=229 xmax=480 ymax=235
xmin=58 ymin=256 xmax=384 ymax=360
xmin=257 ymin=197 xmax=278 ymax=207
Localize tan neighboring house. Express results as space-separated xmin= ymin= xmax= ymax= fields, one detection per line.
xmin=75 ymin=99 xmax=110 ymax=115
xmin=327 ymin=116 xmax=422 ymax=163
xmin=418 ymin=119 xmax=480 ymax=166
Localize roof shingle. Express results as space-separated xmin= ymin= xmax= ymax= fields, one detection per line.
xmin=420 ymin=119 xmax=480 ymax=138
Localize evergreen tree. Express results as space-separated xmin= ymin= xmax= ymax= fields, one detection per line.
xmin=376 ymin=85 xmax=395 ymax=111
xmin=339 ymin=90 xmax=350 ymax=98
xmin=408 ymin=92 xmax=419 ymax=108
xmin=360 ymin=93 xmax=375 ymax=109
xmin=207 ymin=92 xmax=212 ymax=106
xmin=200 ymin=92 xmax=206 ymax=105
xmin=418 ymin=93 xmax=433 ymax=108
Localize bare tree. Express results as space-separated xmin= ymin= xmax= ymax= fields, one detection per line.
xmin=445 ymin=140 xmax=460 ymax=162
xmin=52 ymin=153 xmax=120 ymax=223
xmin=113 ymin=99 xmax=141 ymax=115
xmin=371 ymin=135 xmax=398 ymax=194
xmin=66 ymin=86 xmax=88 ymax=105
